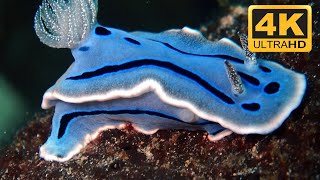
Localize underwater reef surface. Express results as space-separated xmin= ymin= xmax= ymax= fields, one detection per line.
xmin=1 ymin=1 xmax=319 ymax=179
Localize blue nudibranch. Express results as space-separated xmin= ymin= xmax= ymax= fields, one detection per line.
xmin=34 ymin=0 xmax=306 ymax=162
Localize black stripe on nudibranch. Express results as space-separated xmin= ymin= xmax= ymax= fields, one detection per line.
xmin=124 ymin=37 xmax=141 ymax=45
xmin=149 ymin=39 xmax=244 ymax=64
xmin=264 ymin=82 xmax=280 ymax=94
xmin=259 ymin=66 xmax=271 ymax=73
xmin=241 ymin=103 xmax=260 ymax=111
xmin=237 ymin=72 xmax=260 ymax=86
xmin=67 ymin=59 xmax=235 ymax=104
xmin=79 ymin=46 xmax=90 ymax=51
xmin=95 ymin=26 xmax=111 ymax=35
xmin=58 ymin=110 xmax=218 ymax=139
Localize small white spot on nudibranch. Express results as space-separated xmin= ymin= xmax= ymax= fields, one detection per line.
xmin=34 ymin=0 xmax=98 ymax=49
xmin=181 ymin=27 xmax=202 ymax=36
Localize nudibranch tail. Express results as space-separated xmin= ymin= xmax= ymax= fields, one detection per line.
xmin=34 ymin=0 xmax=98 ymax=49
xmin=224 ymin=60 xmax=244 ymax=95
xmin=238 ymin=33 xmax=257 ymax=69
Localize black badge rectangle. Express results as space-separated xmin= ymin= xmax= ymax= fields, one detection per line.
xmin=248 ymin=5 xmax=312 ymax=52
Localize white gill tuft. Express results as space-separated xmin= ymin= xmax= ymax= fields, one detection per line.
xmin=34 ymin=0 xmax=98 ymax=49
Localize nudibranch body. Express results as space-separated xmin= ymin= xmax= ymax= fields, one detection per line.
xmin=35 ymin=0 xmax=306 ymax=162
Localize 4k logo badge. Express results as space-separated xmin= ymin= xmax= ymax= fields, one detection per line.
xmin=248 ymin=5 xmax=312 ymax=52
